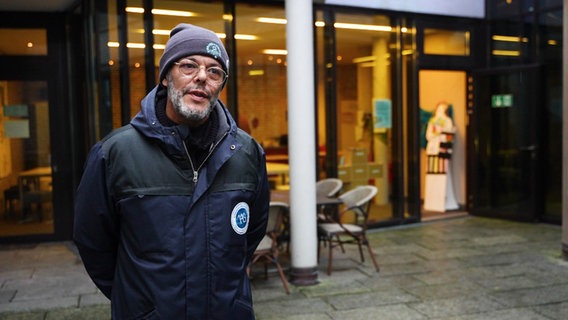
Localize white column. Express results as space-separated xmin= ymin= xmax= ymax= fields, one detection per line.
xmin=285 ymin=0 xmax=319 ymax=284
xmin=562 ymin=1 xmax=568 ymax=261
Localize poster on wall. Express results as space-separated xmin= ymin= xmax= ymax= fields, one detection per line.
xmin=373 ymin=99 xmax=391 ymax=132
xmin=325 ymin=0 xmax=484 ymax=19
xmin=0 ymin=82 xmax=13 ymax=178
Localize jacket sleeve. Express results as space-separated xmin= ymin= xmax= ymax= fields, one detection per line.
xmin=73 ymin=143 xmax=119 ymax=299
xmin=245 ymin=143 xmax=270 ymax=260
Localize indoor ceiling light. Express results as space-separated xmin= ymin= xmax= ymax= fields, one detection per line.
xmin=262 ymin=49 xmax=287 ymax=55
xmin=147 ymin=29 xmax=257 ymax=40
xmin=152 ymin=29 xmax=170 ymax=36
xmin=107 ymin=42 xmax=166 ymax=50
xmin=216 ymin=33 xmax=258 ymax=40
xmin=249 ymin=70 xmax=264 ymax=76
xmin=352 ymin=56 xmax=375 ymax=63
xmin=492 ymin=35 xmax=528 ymax=42
xmin=334 ymin=22 xmax=392 ymax=32
xmin=126 ymin=43 xmax=145 ymax=49
xmin=257 ymin=17 xmax=392 ymax=32
xmin=256 ymin=17 xmax=287 ymax=24
xmin=125 ymin=7 xmax=195 ymax=17
xmin=234 ymin=34 xmax=258 ymax=40
xmin=492 ymin=50 xmax=520 ymax=56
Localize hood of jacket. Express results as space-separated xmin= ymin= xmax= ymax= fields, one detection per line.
xmin=130 ymin=84 xmax=235 ymax=159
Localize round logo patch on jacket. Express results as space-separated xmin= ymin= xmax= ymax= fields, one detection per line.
xmin=231 ymin=202 xmax=249 ymax=235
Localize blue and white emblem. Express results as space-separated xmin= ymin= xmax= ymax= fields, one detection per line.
xmin=206 ymin=42 xmax=222 ymax=59
xmin=231 ymin=202 xmax=249 ymax=235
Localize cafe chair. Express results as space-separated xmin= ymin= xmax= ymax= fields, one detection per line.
xmin=316 ymin=178 xmax=343 ymax=222
xmin=248 ymin=201 xmax=290 ymax=294
xmin=316 ymin=178 xmax=343 ymax=197
xmin=317 ymin=185 xmax=380 ymax=275
xmin=3 ymin=185 xmax=20 ymax=219
xmin=22 ymin=190 xmax=52 ymax=222
xmin=22 ymin=177 xmax=52 ymax=222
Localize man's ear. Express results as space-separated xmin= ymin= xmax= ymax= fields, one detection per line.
xmin=161 ymin=78 xmax=168 ymax=87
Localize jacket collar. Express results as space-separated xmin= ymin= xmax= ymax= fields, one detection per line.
xmin=130 ymin=84 xmax=236 ymax=155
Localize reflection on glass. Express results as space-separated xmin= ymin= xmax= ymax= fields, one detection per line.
xmin=0 ymin=81 xmax=54 ymax=237
xmin=236 ymin=3 xmax=288 ymax=176
xmin=0 ymin=29 xmax=47 ymax=56
xmin=424 ymin=28 xmax=470 ymax=56
xmin=333 ymin=13 xmax=393 ymax=224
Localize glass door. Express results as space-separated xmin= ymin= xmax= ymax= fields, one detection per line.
xmin=1 ymin=80 xmax=54 ymax=236
xmin=317 ymin=10 xmax=397 ymax=225
xmin=471 ymin=66 xmax=540 ymax=220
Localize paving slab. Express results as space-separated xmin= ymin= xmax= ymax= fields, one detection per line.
xmin=0 ymin=216 xmax=567 ymax=320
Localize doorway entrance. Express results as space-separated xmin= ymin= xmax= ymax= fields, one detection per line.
xmin=470 ymin=66 xmax=540 ymax=221
xmin=419 ymin=70 xmax=468 ymax=220
xmin=0 ymin=17 xmax=79 ymax=242
xmin=0 ymin=81 xmax=54 ymax=236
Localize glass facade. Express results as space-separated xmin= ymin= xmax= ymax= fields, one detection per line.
xmin=235 ymin=4 xmax=287 ymax=146
xmin=477 ymin=0 xmax=563 ymax=223
xmin=330 ymin=12 xmax=395 ymax=224
xmin=0 ymin=0 xmax=563 ymax=242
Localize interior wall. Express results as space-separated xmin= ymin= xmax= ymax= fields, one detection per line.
xmin=419 ymin=70 xmax=467 ymax=206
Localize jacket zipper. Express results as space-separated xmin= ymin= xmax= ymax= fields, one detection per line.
xmin=181 ymin=131 xmax=228 ymax=184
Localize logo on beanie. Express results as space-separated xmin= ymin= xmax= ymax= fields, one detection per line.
xmin=206 ymin=42 xmax=222 ymax=59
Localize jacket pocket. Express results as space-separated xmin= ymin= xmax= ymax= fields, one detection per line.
xmin=233 ymin=298 xmax=255 ymax=319
xmin=132 ymin=307 xmax=159 ymax=320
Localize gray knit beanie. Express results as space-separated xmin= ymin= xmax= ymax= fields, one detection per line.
xmin=159 ymin=23 xmax=229 ymax=81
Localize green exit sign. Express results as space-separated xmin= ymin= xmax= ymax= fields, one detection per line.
xmin=491 ymin=94 xmax=513 ymax=108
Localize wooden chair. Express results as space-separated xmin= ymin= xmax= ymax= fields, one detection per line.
xmin=249 ymin=201 xmax=290 ymax=294
xmin=317 ymin=185 xmax=380 ymax=275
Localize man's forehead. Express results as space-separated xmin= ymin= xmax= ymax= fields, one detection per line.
xmin=178 ymin=55 xmax=221 ymax=66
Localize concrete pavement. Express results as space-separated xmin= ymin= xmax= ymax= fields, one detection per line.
xmin=1 ymin=216 xmax=568 ymax=319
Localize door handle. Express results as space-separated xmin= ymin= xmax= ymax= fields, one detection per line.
xmin=519 ymin=145 xmax=536 ymax=151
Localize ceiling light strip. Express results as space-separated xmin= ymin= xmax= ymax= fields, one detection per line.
xmin=125 ymin=7 xmax=195 ymax=17
xmin=492 ymin=50 xmax=521 ymax=56
xmin=256 ymin=17 xmax=392 ymax=32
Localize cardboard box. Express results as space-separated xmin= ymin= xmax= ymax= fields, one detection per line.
xmin=351 ymin=148 xmax=368 ymax=164
xmin=349 ymin=179 xmax=368 ymax=188
xmin=368 ymin=163 xmax=383 ymax=178
xmin=351 ymin=165 xmax=368 ymax=181
xmin=338 ymin=165 xmax=352 ymax=182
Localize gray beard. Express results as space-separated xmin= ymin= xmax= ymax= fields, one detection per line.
xmin=167 ymin=82 xmax=217 ymax=123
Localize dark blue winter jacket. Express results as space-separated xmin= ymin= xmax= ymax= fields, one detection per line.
xmin=73 ymin=85 xmax=270 ymax=319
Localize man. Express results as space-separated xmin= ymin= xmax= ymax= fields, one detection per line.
xmin=74 ymin=23 xmax=270 ymax=319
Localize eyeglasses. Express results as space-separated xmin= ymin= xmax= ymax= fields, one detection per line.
xmin=174 ymin=61 xmax=228 ymax=85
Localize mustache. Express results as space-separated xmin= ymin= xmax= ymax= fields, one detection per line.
xmin=182 ymin=85 xmax=210 ymax=96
